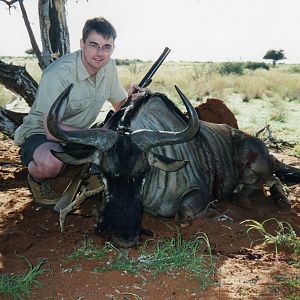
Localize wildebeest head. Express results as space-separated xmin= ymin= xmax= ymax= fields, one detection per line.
xmin=47 ymin=84 xmax=199 ymax=247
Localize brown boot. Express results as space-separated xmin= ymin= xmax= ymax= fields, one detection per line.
xmin=27 ymin=175 xmax=60 ymax=207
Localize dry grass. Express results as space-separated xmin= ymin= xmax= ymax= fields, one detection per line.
xmin=1 ymin=57 xmax=300 ymax=142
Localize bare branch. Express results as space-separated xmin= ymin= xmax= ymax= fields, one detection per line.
xmin=0 ymin=0 xmax=71 ymax=138
xmin=18 ymin=0 xmax=47 ymax=69
xmin=60 ymin=184 xmax=105 ymax=232
xmin=0 ymin=60 xmax=37 ymax=106
xmin=0 ymin=108 xmax=20 ymax=138
xmin=256 ymin=125 xmax=295 ymax=149
xmin=1 ymin=0 xmax=46 ymax=68
xmin=0 ymin=0 xmax=19 ymax=6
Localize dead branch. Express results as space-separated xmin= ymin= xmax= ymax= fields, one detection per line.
xmin=60 ymin=184 xmax=105 ymax=232
xmin=255 ymin=125 xmax=295 ymax=148
xmin=0 ymin=0 xmax=19 ymax=7
xmin=1 ymin=0 xmax=46 ymax=68
xmin=18 ymin=0 xmax=47 ymax=69
xmin=0 ymin=108 xmax=19 ymax=138
xmin=0 ymin=60 xmax=37 ymax=106
xmin=0 ymin=60 xmax=35 ymax=138
xmin=0 ymin=0 xmax=70 ymax=139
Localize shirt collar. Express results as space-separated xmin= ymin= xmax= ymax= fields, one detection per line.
xmin=76 ymin=50 xmax=107 ymax=84
xmin=77 ymin=50 xmax=90 ymax=81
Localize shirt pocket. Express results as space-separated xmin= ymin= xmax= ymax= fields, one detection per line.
xmin=64 ymin=97 xmax=91 ymax=119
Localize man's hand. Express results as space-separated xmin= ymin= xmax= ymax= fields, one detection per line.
xmin=127 ymin=83 xmax=148 ymax=101
xmin=112 ymin=84 xmax=149 ymax=111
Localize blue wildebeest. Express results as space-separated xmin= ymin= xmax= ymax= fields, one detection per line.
xmin=47 ymin=84 xmax=300 ymax=247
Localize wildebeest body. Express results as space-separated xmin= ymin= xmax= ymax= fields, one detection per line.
xmin=129 ymin=98 xmax=240 ymax=216
xmin=47 ymin=85 xmax=299 ymax=247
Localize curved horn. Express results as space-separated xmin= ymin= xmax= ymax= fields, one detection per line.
xmin=47 ymin=84 xmax=118 ymax=151
xmin=131 ymin=85 xmax=199 ymax=150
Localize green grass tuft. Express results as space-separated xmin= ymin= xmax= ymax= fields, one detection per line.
xmin=94 ymin=233 xmax=215 ymax=288
xmin=241 ymin=218 xmax=300 ymax=257
xmin=0 ymin=255 xmax=48 ymax=300
xmin=66 ymin=238 xmax=108 ymax=261
xmin=66 ymin=234 xmax=215 ymax=288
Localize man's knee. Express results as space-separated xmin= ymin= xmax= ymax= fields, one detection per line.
xmin=28 ymin=158 xmax=64 ymax=179
xmin=29 ymin=141 xmax=64 ymax=179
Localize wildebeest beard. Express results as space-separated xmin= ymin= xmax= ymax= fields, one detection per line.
xmin=95 ymin=136 xmax=153 ymax=247
xmin=96 ymin=177 xmax=149 ymax=247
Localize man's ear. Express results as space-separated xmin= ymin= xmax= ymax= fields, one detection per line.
xmin=147 ymin=152 xmax=189 ymax=172
xmin=80 ymin=39 xmax=84 ymax=50
xmin=111 ymin=42 xmax=115 ymax=55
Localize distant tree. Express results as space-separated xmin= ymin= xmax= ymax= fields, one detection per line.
xmin=263 ymin=49 xmax=286 ymax=66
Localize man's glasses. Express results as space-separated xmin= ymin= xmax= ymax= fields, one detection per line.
xmin=86 ymin=41 xmax=113 ymax=53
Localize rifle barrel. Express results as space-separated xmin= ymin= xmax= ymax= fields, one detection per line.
xmin=138 ymin=47 xmax=171 ymax=88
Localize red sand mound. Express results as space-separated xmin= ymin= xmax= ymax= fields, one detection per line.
xmin=195 ymin=98 xmax=239 ymax=129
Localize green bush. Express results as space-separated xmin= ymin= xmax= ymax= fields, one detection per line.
xmin=244 ymin=61 xmax=269 ymax=71
xmin=218 ymin=62 xmax=244 ymax=75
xmin=115 ymin=58 xmax=143 ymax=66
xmin=289 ymin=66 xmax=300 ymax=74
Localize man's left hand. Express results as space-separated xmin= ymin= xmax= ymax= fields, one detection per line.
xmin=127 ymin=84 xmax=148 ymax=101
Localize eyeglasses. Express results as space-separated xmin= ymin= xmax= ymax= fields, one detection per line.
xmin=86 ymin=41 xmax=113 ymax=53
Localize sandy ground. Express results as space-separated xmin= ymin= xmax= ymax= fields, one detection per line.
xmin=0 ymin=137 xmax=299 ymax=300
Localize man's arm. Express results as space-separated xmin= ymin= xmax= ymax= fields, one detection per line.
xmin=43 ymin=113 xmax=83 ymax=142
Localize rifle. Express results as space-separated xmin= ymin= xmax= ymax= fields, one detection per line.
xmin=103 ymin=46 xmax=171 ymax=128
xmin=53 ymin=47 xmax=171 ymax=214
xmin=127 ymin=46 xmax=171 ymax=103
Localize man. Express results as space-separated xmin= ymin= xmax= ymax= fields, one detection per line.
xmin=14 ymin=17 xmax=145 ymax=207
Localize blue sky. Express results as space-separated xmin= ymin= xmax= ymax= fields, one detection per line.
xmin=0 ymin=0 xmax=299 ymax=63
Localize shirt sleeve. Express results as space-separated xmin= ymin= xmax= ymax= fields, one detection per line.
xmin=108 ymin=60 xmax=127 ymax=104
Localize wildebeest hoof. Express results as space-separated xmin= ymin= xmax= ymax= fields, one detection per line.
xmin=276 ymin=196 xmax=291 ymax=210
xmin=175 ymin=204 xmax=194 ymax=227
xmin=111 ymin=234 xmax=141 ymax=248
xmin=140 ymin=227 xmax=154 ymax=236
xmin=237 ymin=197 xmax=253 ymax=208
xmin=111 ymin=228 xmax=153 ymax=248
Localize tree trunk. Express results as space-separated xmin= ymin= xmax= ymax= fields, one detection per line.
xmin=0 ymin=0 xmax=70 ymax=139
xmin=39 ymin=0 xmax=70 ymax=66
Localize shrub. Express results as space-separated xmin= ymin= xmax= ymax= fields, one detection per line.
xmin=218 ymin=62 xmax=244 ymax=75
xmin=244 ymin=61 xmax=269 ymax=71
xmin=289 ymin=66 xmax=300 ymax=74
xmin=115 ymin=58 xmax=143 ymax=66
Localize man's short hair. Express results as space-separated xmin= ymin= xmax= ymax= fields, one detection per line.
xmin=82 ymin=17 xmax=117 ymax=41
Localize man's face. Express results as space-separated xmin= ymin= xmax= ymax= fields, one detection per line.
xmin=80 ymin=31 xmax=114 ymax=75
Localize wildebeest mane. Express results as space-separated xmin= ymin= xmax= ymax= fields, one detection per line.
xmin=106 ymin=92 xmax=189 ymax=131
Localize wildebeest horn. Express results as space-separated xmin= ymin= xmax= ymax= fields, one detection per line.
xmin=47 ymin=84 xmax=118 ymax=151
xmin=131 ymin=85 xmax=199 ymax=150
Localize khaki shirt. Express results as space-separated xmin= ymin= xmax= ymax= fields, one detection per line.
xmin=14 ymin=50 xmax=126 ymax=145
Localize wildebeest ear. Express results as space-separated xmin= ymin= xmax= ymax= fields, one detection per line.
xmin=148 ymin=152 xmax=189 ymax=172
xmin=50 ymin=150 xmax=95 ymax=165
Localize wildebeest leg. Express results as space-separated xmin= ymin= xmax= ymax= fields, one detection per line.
xmin=266 ymin=175 xmax=291 ymax=208
xmin=231 ymin=128 xmax=291 ymax=209
xmin=175 ymin=187 xmax=208 ymax=227
xmin=235 ymin=184 xmax=261 ymax=208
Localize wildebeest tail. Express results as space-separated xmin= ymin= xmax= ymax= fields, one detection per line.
xmin=271 ymin=154 xmax=300 ymax=183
